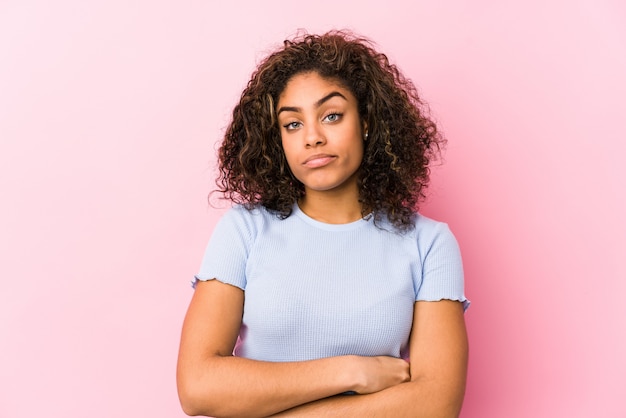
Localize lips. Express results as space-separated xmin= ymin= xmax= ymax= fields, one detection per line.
xmin=302 ymin=154 xmax=336 ymax=168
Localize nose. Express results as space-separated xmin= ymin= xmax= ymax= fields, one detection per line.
xmin=304 ymin=123 xmax=326 ymax=148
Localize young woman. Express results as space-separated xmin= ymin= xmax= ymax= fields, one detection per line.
xmin=177 ymin=31 xmax=469 ymax=418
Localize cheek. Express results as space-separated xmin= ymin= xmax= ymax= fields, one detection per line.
xmin=351 ymin=138 xmax=365 ymax=165
xmin=280 ymin=140 xmax=298 ymax=170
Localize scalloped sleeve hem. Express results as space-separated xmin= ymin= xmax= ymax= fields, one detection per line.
xmin=191 ymin=275 xmax=245 ymax=291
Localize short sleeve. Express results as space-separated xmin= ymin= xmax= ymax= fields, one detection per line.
xmin=192 ymin=206 xmax=258 ymax=290
xmin=416 ymin=222 xmax=470 ymax=310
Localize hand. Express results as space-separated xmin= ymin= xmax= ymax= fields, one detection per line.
xmin=350 ymin=355 xmax=410 ymax=394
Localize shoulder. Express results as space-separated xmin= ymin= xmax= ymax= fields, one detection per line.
xmin=378 ymin=212 xmax=457 ymax=246
xmin=372 ymin=211 xmax=460 ymax=258
xmin=413 ymin=213 xmax=456 ymax=242
xmin=407 ymin=213 xmax=462 ymax=261
xmin=218 ymin=203 xmax=277 ymax=228
xmin=216 ymin=203 xmax=297 ymax=242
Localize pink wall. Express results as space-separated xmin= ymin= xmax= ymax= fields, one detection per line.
xmin=1 ymin=1 xmax=624 ymax=417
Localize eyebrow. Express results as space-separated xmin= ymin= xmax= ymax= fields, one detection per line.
xmin=277 ymin=91 xmax=348 ymax=116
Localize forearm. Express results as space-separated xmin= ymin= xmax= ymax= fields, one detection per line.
xmin=271 ymin=377 xmax=465 ymax=418
xmin=177 ymin=354 xmax=358 ymax=418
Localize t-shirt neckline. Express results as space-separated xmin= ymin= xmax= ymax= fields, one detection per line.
xmin=292 ymin=203 xmax=371 ymax=232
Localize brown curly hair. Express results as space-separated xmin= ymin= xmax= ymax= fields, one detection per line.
xmin=215 ymin=30 xmax=444 ymax=230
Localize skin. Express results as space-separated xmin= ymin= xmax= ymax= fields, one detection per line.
xmin=270 ymin=300 xmax=468 ymax=417
xmin=176 ymin=71 xmax=468 ymax=417
xmin=277 ymin=71 xmax=365 ymax=224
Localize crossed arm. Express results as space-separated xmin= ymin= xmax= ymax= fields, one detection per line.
xmin=176 ymin=279 xmax=468 ymax=418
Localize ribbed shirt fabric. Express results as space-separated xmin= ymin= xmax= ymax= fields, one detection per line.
xmin=194 ymin=204 xmax=469 ymax=362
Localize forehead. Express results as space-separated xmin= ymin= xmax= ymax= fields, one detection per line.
xmin=278 ymin=71 xmax=351 ymax=103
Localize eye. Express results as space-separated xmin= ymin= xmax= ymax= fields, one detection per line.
xmin=283 ymin=121 xmax=302 ymax=130
xmin=323 ymin=113 xmax=342 ymax=123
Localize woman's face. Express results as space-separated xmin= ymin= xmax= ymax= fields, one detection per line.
xmin=277 ymin=71 xmax=365 ymax=196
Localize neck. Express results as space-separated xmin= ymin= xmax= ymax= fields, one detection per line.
xmin=298 ymin=187 xmax=363 ymax=224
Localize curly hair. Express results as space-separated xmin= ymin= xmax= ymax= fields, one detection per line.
xmin=215 ymin=30 xmax=444 ymax=230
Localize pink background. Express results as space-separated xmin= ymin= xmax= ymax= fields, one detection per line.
xmin=1 ymin=1 xmax=625 ymax=417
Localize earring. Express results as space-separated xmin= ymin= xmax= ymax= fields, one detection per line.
xmin=364 ymin=131 xmax=369 ymax=140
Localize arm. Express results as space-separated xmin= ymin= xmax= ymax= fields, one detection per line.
xmin=271 ymin=299 xmax=469 ymax=417
xmin=176 ymin=279 xmax=410 ymax=418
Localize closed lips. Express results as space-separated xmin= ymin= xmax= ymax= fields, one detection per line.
xmin=303 ymin=154 xmax=336 ymax=168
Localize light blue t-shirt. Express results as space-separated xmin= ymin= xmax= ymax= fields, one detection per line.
xmin=194 ymin=204 xmax=468 ymax=362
